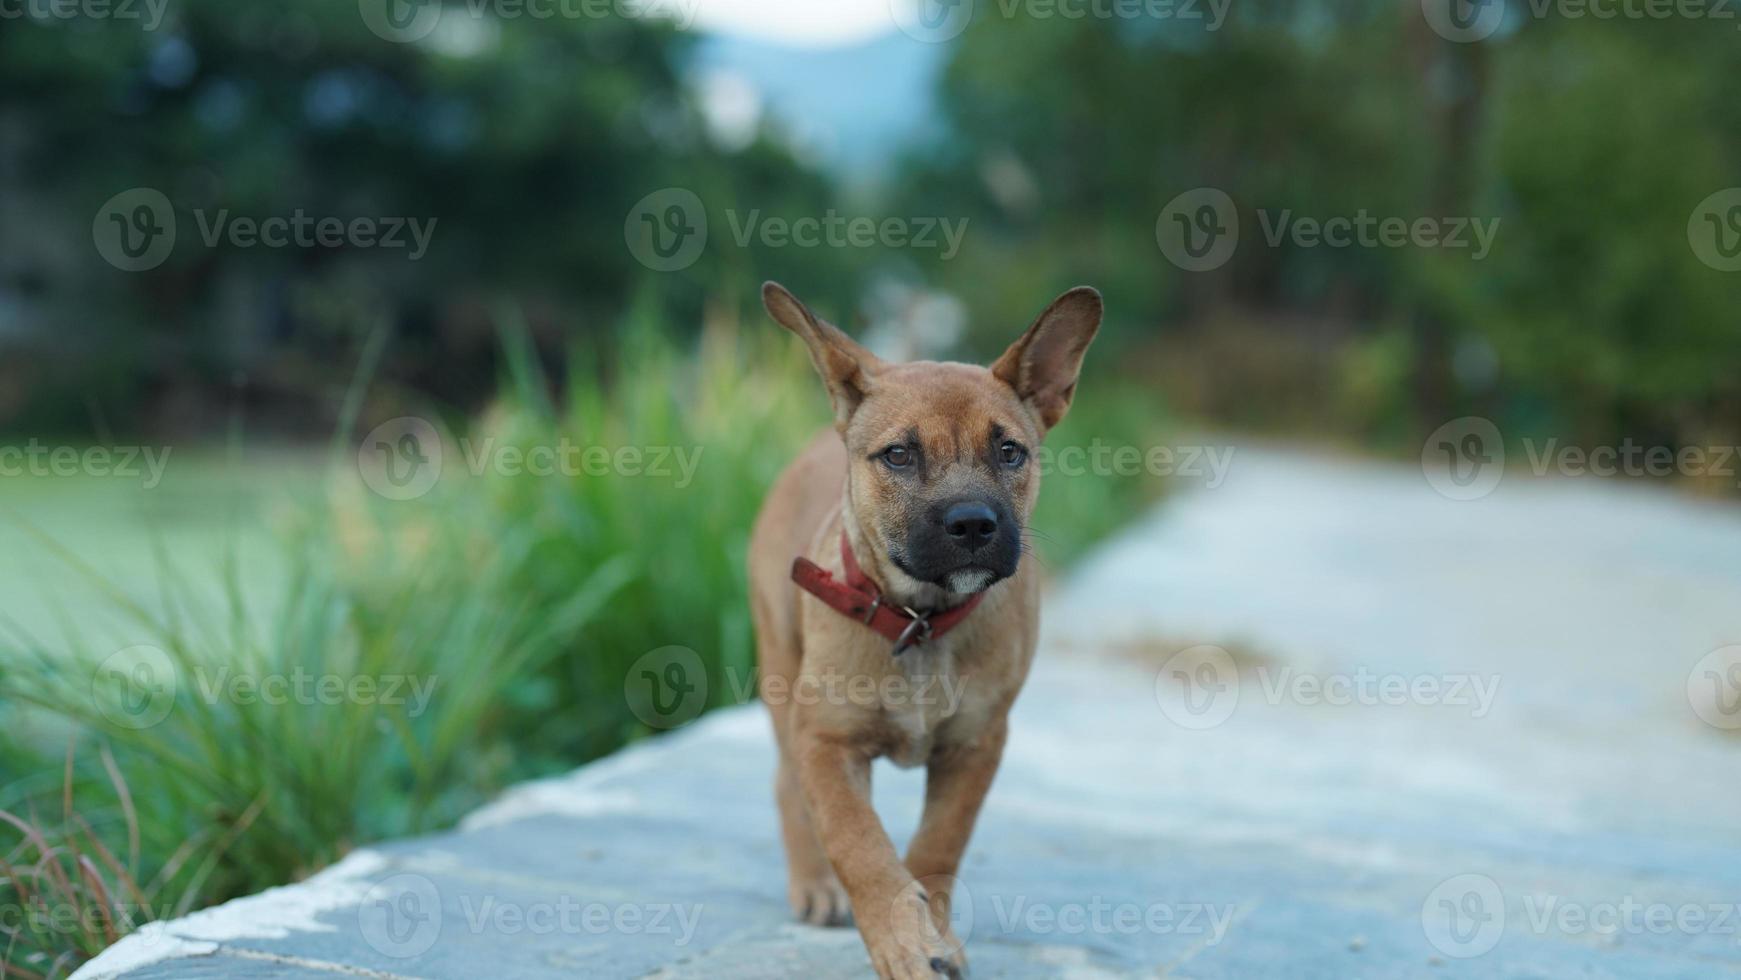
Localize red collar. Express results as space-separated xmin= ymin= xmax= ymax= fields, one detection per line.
xmin=791 ymin=531 xmax=986 ymax=655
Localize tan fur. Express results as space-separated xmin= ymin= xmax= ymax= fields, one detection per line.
xmin=748 ymin=282 xmax=1100 ymax=979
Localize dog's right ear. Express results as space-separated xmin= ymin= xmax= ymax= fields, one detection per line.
xmin=762 ymin=281 xmax=883 ymax=427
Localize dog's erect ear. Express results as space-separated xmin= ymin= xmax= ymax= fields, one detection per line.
xmin=991 ymin=286 xmax=1102 ymax=432
xmin=762 ymin=281 xmax=884 ymax=427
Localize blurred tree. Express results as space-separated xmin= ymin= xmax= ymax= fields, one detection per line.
xmin=891 ymin=6 xmax=1741 ymax=447
xmin=0 ymin=0 xmax=843 ymax=437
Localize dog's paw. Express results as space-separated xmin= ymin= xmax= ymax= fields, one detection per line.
xmin=923 ymin=912 xmax=969 ymax=976
xmin=788 ymin=874 xmax=852 ymax=927
xmin=926 ymin=938 xmax=968 ymax=978
xmin=868 ymin=944 xmax=964 ymax=980
xmin=871 ymin=886 xmax=968 ymax=979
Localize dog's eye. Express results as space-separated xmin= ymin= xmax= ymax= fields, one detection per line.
xmin=880 ymin=445 xmax=914 ymax=469
xmin=999 ymin=441 xmax=1028 ymax=467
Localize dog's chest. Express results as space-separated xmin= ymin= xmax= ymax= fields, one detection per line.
xmin=878 ymin=645 xmax=972 ymax=769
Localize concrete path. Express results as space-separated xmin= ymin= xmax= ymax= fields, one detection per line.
xmin=74 ymin=446 xmax=1741 ymax=978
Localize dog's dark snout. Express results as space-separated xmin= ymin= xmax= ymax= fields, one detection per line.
xmin=942 ymin=501 xmax=999 ymax=550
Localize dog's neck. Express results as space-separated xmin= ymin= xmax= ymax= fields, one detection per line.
xmin=840 ymin=507 xmax=969 ymax=614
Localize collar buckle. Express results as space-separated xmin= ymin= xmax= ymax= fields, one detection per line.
xmin=892 ymin=610 xmax=933 ymax=655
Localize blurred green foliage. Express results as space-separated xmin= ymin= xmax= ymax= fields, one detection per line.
xmin=1 ymin=309 xmax=1164 ymax=976
xmin=892 ymin=12 xmax=1741 ymax=447
xmin=7 ymin=3 xmax=1736 ymax=450
xmin=0 ymin=1 xmax=847 ymax=435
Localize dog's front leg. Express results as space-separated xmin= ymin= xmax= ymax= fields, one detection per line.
xmin=796 ymin=735 xmax=961 ymax=980
xmin=903 ymin=718 xmax=1008 ymax=975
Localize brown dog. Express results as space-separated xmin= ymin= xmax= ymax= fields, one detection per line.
xmin=748 ymin=281 xmax=1101 ymax=979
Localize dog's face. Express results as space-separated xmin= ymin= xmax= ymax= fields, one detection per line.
xmin=844 ymin=361 xmax=1036 ymax=594
xmin=763 ymin=282 xmax=1102 ymax=598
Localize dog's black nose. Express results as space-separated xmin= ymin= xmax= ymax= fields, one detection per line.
xmin=943 ymin=501 xmax=999 ymax=550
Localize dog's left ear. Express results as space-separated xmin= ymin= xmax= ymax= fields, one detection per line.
xmin=991 ymin=286 xmax=1102 ymax=432
xmin=762 ymin=281 xmax=885 ymax=428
